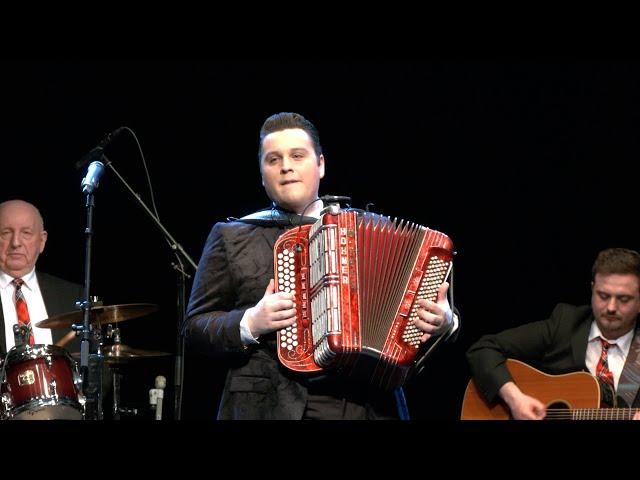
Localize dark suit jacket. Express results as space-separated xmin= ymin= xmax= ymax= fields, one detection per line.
xmin=184 ymin=218 xmax=401 ymax=419
xmin=0 ymin=271 xmax=83 ymax=355
xmin=466 ymin=303 xmax=594 ymax=404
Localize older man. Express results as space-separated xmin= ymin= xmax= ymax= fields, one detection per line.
xmin=0 ymin=199 xmax=82 ymax=353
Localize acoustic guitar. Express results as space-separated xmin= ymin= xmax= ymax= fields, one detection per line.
xmin=461 ymin=359 xmax=639 ymax=420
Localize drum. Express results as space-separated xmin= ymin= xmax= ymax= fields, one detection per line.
xmin=0 ymin=344 xmax=84 ymax=420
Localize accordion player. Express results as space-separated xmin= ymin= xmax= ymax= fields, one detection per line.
xmin=273 ymin=206 xmax=454 ymax=390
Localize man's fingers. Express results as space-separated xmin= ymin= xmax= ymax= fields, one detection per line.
xmin=264 ymin=278 xmax=275 ymax=296
xmin=416 ymin=309 xmax=440 ymax=325
xmin=274 ymin=316 xmax=297 ymax=329
xmin=436 ymin=281 xmax=449 ymax=303
xmin=275 ymin=308 xmax=297 ymax=321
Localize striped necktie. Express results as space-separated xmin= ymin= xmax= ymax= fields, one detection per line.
xmin=596 ymin=338 xmax=615 ymax=390
xmin=12 ymin=278 xmax=34 ymax=345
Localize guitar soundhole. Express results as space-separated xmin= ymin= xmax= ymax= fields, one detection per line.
xmin=545 ymin=401 xmax=570 ymax=420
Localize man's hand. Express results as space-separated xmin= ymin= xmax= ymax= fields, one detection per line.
xmin=245 ymin=279 xmax=297 ymax=338
xmin=412 ymin=282 xmax=453 ymax=343
xmin=499 ymin=381 xmax=546 ymax=420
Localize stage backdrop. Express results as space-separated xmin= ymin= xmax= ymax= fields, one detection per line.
xmin=2 ymin=60 xmax=638 ymax=419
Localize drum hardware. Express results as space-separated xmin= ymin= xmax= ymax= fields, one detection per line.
xmin=12 ymin=324 xmax=30 ymax=349
xmin=67 ymin=325 xmax=170 ymax=419
xmin=104 ymin=327 xmax=168 ymax=420
xmin=36 ymin=303 xmax=159 ymax=419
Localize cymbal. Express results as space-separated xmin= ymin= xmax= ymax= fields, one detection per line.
xmin=35 ymin=304 xmax=159 ymax=329
xmin=102 ymin=344 xmax=171 ymax=362
xmin=71 ymin=344 xmax=171 ymax=364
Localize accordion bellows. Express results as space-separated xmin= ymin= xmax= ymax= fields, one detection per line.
xmin=274 ymin=210 xmax=453 ymax=389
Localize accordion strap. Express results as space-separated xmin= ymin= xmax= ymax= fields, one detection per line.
xmin=233 ymin=205 xmax=366 ymax=227
xmin=231 ymin=206 xmax=317 ymax=227
xmin=616 ymin=327 xmax=640 ymax=407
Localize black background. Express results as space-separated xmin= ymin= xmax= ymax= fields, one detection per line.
xmin=2 ymin=60 xmax=639 ymax=420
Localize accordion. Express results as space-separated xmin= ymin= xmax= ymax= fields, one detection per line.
xmin=273 ymin=209 xmax=454 ymax=389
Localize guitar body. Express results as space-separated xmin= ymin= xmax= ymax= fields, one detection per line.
xmin=461 ymin=359 xmax=601 ymax=420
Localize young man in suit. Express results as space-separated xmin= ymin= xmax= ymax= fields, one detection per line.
xmin=467 ymin=247 xmax=640 ymax=420
xmin=183 ymin=112 xmax=458 ymax=419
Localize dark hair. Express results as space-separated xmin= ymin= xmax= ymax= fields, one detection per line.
xmin=258 ymin=112 xmax=323 ymax=162
xmin=592 ymin=248 xmax=640 ymax=280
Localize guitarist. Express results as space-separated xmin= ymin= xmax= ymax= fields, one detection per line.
xmin=467 ymin=248 xmax=640 ymax=420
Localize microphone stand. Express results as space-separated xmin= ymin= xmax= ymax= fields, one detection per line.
xmin=102 ymin=156 xmax=197 ymax=421
xmin=78 ymin=191 xmax=104 ymax=420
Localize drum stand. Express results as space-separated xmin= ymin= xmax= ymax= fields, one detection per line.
xmin=79 ymin=318 xmax=104 ymax=421
xmin=106 ymin=326 xmax=137 ymax=420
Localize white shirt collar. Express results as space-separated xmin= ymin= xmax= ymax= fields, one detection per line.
xmin=0 ymin=268 xmax=37 ymax=291
xmin=588 ymin=320 xmax=635 ymax=352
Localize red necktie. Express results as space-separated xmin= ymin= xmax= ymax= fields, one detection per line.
xmin=13 ymin=278 xmax=34 ymax=345
xmin=596 ymin=338 xmax=615 ymax=391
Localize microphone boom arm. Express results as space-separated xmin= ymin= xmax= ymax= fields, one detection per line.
xmin=102 ymin=156 xmax=197 ymax=271
xmin=103 ymin=156 xmax=194 ymax=420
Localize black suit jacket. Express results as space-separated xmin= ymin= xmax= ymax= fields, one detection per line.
xmin=466 ymin=303 xmax=594 ymax=404
xmin=0 ymin=271 xmax=83 ymax=355
xmin=184 ymin=217 xmax=401 ymax=419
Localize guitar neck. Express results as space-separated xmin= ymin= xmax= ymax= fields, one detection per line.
xmin=547 ymin=408 xmax=640 ymax=420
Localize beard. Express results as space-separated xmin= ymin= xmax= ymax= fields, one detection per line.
xmin=596 ymin=312 xmax=630 ymax=339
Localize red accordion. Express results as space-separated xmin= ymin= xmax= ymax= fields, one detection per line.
xmin=274 ymin=209 xmax=454 ymax=389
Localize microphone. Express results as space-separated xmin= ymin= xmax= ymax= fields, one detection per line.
xmin=75 ymin=127 xmax=126 ymax=170
xmin=81 ymin=161 xmax=105 ymax=195
xmin=155 ymin=375 xmax=166 ymax=420
xmin=149 ymin=375 xmax=166 ymax=420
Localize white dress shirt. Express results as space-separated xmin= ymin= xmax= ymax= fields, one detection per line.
xmin=585 ymin=321 xmax=634 ymax=391
xmin=0 ymin=268 xmax=53 ymax=350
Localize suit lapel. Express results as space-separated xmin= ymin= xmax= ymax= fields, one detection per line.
xmin=572 ymin=311 xmax=593 ymax=370
xmin=617 ymin=326 xmax=640 ymax=408
xmin=37 ymin=271 xmax=67 ymax=346
xmin=38 ymin=271 xmax=57 ymax=317
xmin=0 ymin=297 xmax=5 ymax=355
